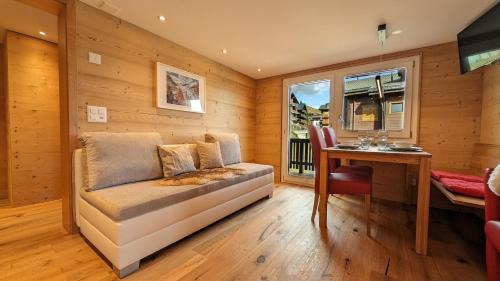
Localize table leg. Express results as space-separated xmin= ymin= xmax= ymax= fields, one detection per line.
xmin=319 ymin=150 xmax=328 ymax=228
xmin=415 ymin=157 xmax=431 ymax=255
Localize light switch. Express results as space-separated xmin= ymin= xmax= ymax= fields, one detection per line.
xmin=87 ymin=105 xmax=107 ymax=123
xmin=89 ymin=52 xmax=101 ymax=65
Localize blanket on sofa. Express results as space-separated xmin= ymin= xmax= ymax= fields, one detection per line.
xmin=160 ymin=168 xmax=246 ymax=186
xmin=488 ymin=164 xmax=500 ymax=196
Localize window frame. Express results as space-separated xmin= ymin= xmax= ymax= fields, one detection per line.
xmin=331 ymin=55 xmax=421 ymax=142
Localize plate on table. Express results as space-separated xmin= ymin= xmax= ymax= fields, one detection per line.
xmin=391 ymin=142 xmax=414 ymax=149
xmin=335 ymin=143 xmax=360 ymax=149
xmin=388 ymin=146 xmax=423 ymax=152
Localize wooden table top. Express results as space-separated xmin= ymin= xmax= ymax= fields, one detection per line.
xmin=321 ymin=146 xmax=431 ymax=164
xmin=322 ymin=146 xmax=432 ymax=157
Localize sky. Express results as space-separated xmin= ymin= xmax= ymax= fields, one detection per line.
xmin=290 ymin=81 xmax=330 ymax=109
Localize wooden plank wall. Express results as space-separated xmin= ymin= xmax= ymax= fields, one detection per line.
xmin=5 ymin=31 xmax=61 ymax=206
xmin=479 ymin=64 xmax=500 ymax=146
xmin=256 ymin=42 xmax=484 ymax=203
xmin=75 ymin=2 xmax=256 ymax=161
xmin=0 ymin=43 xmax=7 ymax=199
xmin=473 ymin=64 xmax=500 ymax=174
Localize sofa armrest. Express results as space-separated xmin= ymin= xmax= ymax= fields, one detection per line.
xmin=485 ymin=168 xmax=500 ymax=222
xmin=486 ymin=221 xmax=500 ymax=252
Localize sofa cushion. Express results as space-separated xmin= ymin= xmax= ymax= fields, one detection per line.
xmin=80 ymin=163 xmax=274 ymax=221
xmin=197 ymin=141 xmax=225 ymax=169
xmin=158 ymin=145 xmax=196 ymax=177
xmin=80 ymin=132 xmax=163 ymax=191
xmin=159 ymin=144 xmax=200 ymax=169
xmin=205 ymin=133 xmax=241 ymax=165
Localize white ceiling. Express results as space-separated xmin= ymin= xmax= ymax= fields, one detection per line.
xmin=82 ymin=0 xmax=497 ymax=79
xmin=0 ymin=0 xmax=58 ymax=44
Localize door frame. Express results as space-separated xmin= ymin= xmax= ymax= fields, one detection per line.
xmin=281 ymin=71 xmax=334 ymax=187
xmin=17 ymin=0 xmax=78 ymax=233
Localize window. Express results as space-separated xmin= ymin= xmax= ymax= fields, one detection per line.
xmin=390 ymin=102 xmax=404 ymax=113
xmin=342 ymin=68 xmax=407 ymax=131
xmin=333 ymin=56 xmax=420 ymax=141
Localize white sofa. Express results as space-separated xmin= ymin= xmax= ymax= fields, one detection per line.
xmin=73 ymin=146 xmax=274 ymax=277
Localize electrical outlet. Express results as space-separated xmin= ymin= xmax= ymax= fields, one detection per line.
xmin=87 ymin=105 xmax=107 ymax=123
xmin=89 ymin=52 xmax=101 ymax=65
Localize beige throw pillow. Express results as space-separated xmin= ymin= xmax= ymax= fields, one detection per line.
xmin=159 ymin=144 xmax=200 ymax=169
xmin=205 ymin=133 xmax=241 ymax=165
xmin=197 ymin=141 xmax=225 ymax=169
xmin=158 ymin=145 xmax=197 ymax=177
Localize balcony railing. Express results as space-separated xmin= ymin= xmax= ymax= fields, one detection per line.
xmin=288 ymin=138 xmax=314 ymax=175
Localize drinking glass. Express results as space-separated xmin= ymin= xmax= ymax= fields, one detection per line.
xmin=360 ymin=137 xmax=371 ymax=150
xmin=377 ymin=130 xmax=388 ymax=151
xmin=378 ymin=135 xmax=388 ymax=151
xmin=356 ymin=135 xmax=365 ymax=149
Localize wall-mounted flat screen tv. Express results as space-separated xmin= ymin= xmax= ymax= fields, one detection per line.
xmin=458 ymin=3 xmax=500 ymax=74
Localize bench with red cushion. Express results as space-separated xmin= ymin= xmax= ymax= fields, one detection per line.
xmin=440 ymin=178 xmax=484 ymax=198
xmin=431 ymin=170 xmax=484 ymax=183
xmin=431 ymin=169 xmax=485 ymax=199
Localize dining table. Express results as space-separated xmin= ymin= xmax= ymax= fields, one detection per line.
xmin=318 ymin=145 xmax=432 ymax=255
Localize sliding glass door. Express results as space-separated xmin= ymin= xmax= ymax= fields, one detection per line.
xmin=282 ymin=73 xmax=332 ymax=186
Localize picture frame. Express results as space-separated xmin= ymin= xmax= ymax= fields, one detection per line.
xmin=156 ymin=62 xmax=206 ymax=113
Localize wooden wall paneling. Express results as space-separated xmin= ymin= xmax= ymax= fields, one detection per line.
xmin=75 ymin=2 xmax=257 ymax=164
xmin=479 ymin=64 xmax=500 ymax=145
xmin=255 ymin=42 xmax=484 ymax=203
xmin=0 ymin=43 xmax=7 ymax=199
xmin=15 ymin=0 xmax=64 ymax=16
xmin=5 ymin=31 xmax=61 ymax=206
xmin=472 ymin=143 xmax=500 ymax=175
xmin=256 ymin=78 xmax=282 ymax=183
xmin=470 ymin=64 xmax=500 ymax=176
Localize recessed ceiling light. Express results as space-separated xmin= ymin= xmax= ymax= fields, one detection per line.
xmin=222 ymin=49 xmax=228 ymax=54
xmin=39 ymin=31 xmax=46 ymax=36
xmin=257 ymin=68 xmax=262 ymax=72
xmin=392 ymin=30 xmax=403 ymax=35
xmin=158 ymin=15 xmax=166 ymax=22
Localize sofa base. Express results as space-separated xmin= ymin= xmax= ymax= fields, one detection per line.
xmin=113 ymin=261 xmax=139 ymax=278
xmin=79 ymin=183 xmax=274 ymax=272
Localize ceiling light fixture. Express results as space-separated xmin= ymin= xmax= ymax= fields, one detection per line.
xmin=158 ymin=15 xmax=166 ymax=22
xmin=378 ymin=24 xmax=386 ymax=46
xmin=222 ymin=49 xmax=228 ymax=54
xmin=39 ymin=31 xmax=46 ymax=36
xmin=392 ymin=29 xmax=403 ymax=35
xmin=257 ymin=68 xmax=262 ymax=72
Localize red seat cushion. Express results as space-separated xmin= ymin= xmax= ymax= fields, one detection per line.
xmin=441 ymin=178 xmax=485 ymax=198
xmin=328 ymin=172 xmax=371 ymax=195
xmin=431 ymin=170 xmax=483 ymax=183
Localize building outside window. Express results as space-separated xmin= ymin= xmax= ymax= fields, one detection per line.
xmin=342 ymin=68 xmax=406 ymax=132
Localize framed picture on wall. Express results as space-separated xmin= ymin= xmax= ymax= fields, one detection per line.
xmin=156 ymin=62 xmax=206 ymax=113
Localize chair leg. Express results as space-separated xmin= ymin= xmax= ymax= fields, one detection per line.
xmin=370 ymin=193 xmax=373 ymax=211
xmin=311 ymin=193 xmax=319 ymax=222
xmin=365 ymin=194 xmax=371 ymax=236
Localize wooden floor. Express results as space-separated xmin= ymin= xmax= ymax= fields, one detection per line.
xmin=0 ymin=185 xmax=486 ymax=281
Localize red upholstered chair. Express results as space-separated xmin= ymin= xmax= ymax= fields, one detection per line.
xmin=309 ymin=125 xmax=373 ymax=234
xmin=485 ymin=168 xmax=500 ymax=281
xmin=322 ymin=126 xmax=373 ymax=176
